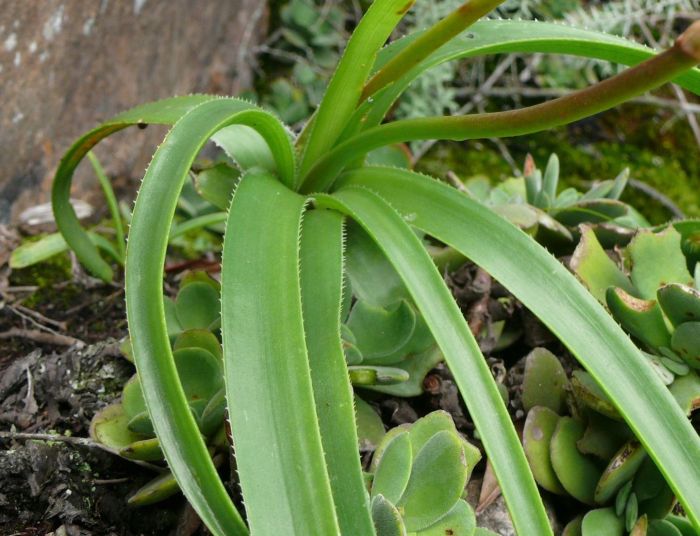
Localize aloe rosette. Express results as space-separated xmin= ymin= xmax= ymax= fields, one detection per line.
xmin=51 ymin=2 xmax=700 ymax=534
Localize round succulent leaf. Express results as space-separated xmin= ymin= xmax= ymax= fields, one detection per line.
xmin=194 ymin=163 xmax=240 ymax=211
xmin=657 ymin=284 xmax=700 ymax=327
xmin=119 ymin=437 xmax=164 ymax=462
xmin=595 ymin=440 xmax=647 ymax=504
xmin=173 ymin=347 xmax=223 ymax=410
xmin=90 ymin=403 xmax=144 ymax=449
xmin=356 ymin=395 xmax=386 ymax=453
xmin=180 ymin=270 xmax=221 ymax=292
xmin=175 ymin=282 xmax=220 ymax=330
xmin=521 ymin=348 xmax=568 ymax=413
xmin=347 ymin=299 xmax=416 ymax=360
xmin=626 ymin=227 xmax=694 ymax=301
xmin=590 ymin=222 xmax=637 ymax=250
xmin=630 ymin=515 xmax=649 ymax=536
xmin=633 ymin=457 xmax=667 ymax=502
xmin=404 ymin=410 xmax=457 ymax=455
xmin=371 ymin=494 xmax=405 ymax=536
xmin=665 ymin=514 xmax=697 ymax=536
xmin=570 ymin=226 xmax=634 ymax=303
xmin=127 ymin=411 xmax=155 ymax=436
xmin=200 ymin=387 xmax=227 ymax=437
xmin=119 ymin=338 xmax=134 ymax=363
xmin=625 ymin=492 xmax=639 ymax=532
xmin=605 ymin=287 xmax=672 ymax=350
xmin=371 ymin=431 xmax=412 ymax=504
xmin=638 ymin=483 xmax=676 ymax=521
xmin=397 ymin=430 xmax=468 ymax=532
xmin=670 ymin=322 xmax=700 ymax=369
xmin=555 ymin=199 xmax=629 ymax=227
xmin=642 ymin=352 xmax=676 ymax=386
xmin=173 ymin=329 xmax=222 ymax=360
xmin=577 ymin=412 xmax=631 ymax=461
xmin=363 ymin=346 xmax=442 ymax=397
xmin=523 ymin=406 xmax=566 ymax=494
xmin=163 ymin=296 xmax=182 ymax=339
xmin=571 ymin=371 xmax=622 ymax=421
xmin=550 ymin=416 xmax=603 ymax=504
xmin=349 ymin=366 xmax=410 ymax=386
xmin=415 ymin=499 xmax=475 ymax=536
xmin=648 ymin=519 xmax=684 ymax=536
xmin=616 ymin=480 xmax=634 ymax=516
xmin=581 ymin=507 xmax=625 ymax=536
xmin=660 ymin=357 xmax=690 ymax=376
xmin=670 ymin=220 xmax=700 ymax=268
xmin=127 ymin=471 xmax=180 ymax=506
xmin=121 ymin=374 xmax=147 ymax=420
xmin=562 ymin=515 xmax=583 ymax=536
xmin=669 ymin=371 xmax=700 ymax=415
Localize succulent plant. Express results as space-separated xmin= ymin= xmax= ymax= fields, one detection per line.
xmin=571 ymin=224 xmax=700 ymax=401
xmin=520 ymin=348 xmax=698 ymax=535
xmin=93 ymin=272 xmax=226 ymax=505
xmin=367 ymin=411 xmax=500 ymax=536
xmin=457 ymin=153 xmax=649 ymax=252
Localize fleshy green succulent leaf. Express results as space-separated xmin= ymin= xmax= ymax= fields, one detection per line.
xmin=630 ymin=515 xmax=649 ymax=536
xmin=372 ymin=494 xmax=406 ymax=536
xmin=571 ymin=371 xmax=622 ymax=421
xmin=577 ymin=412 xmax=631 ymax=461
xmin=220 ymin=172 xmax=340 ymax=534
xmin=350 ymin=366 xmax=411 ymax=386
xmin=397 ymin=430 xmax=468 ymax=532
xmin=366 ymin=145 xmax=412 ymax=169
xmin=175 ymin=282 xmax=221 ymax=331
xmin=90 ymin=403 xmax=144 ymax=450
xmin=119 ymin=437 xmax=164 ymax=462
xmin=317 ymin=187 xmax=552 ymax=536
xmin=338 ymin=168 xmax=700 ymax=529
xmin=194 ymin=163 xmax=240 ymax=211
xmin=346 ymin=222 xmax=409 ymax=307
xmin=581 ymin=507 xmax=625 ymax=536
xmin=180 ymin=270 xmax=221 ymax=291
xmin=554 ymin=199 xmax=630 ymax=227
xmin=416 ymin=500 xmax=476 ymax=536
xmin=348 ymin=299 xmax=417 ymax=360
xmin=595 ymin=440 xmax=647 ymax=504
xmin=571 ymin=226 xmax=635 ymax=303
xmin=634 ymin=457 xmax=668 ymax=503
xmin=356 ymin=395 xmax=387 ymax=452
xmin=670 ymin=322 xmax=700 ymax=369
xmin=550 ymin=416 xmax=603 ymax=505
xmin=200 ymin=388 xmax=226 ymax=437
xmin=523 ymin=406 xmax=566 ymax=495
xmin=562 ymin=516 xmax=583 ymax=536
xmin=127 ymin=471 xmax=181 ymax=506
xmin=127 ymin=411 xmax=155 ymax=436
xmin=172 ymin=347 xmax=223 ymax=415
xmin=666 ymin=515 xmax=697 ymax=536
xmin=606 ymin=288 xmax=672 ymax=350
xmin=617 ymin=481 xmax=634 ymax=516
xmin=657 ymin=284 xmax=700 ymax=328
xmin=648 ymin=519 xmax=685 ymax=536
xmin=299 ymin=208 xmax=375 ymax=536
xmin=121 ymin=375 xmax=147 ymax=421
xmin=669 ymin=371 xmax=700 ymax=415
xmin=627 ymin=228 xmax=694 ymax=301
xmin=211 ymin=124 xmax=278 ymax=174
xmin=626 ymin=492 xmax=640 ymax=532
xmin=521 ymin=348 xmax=568 ymax=414
xmin=539 ymin=154 xmax=559 ymax=209
xmin=173 ymin=329 xmax=222 ymax=360
xmin=372 ymin=431 xmax=413 ymax=504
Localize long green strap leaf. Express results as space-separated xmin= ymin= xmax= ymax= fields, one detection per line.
xmin=349 ymin=19 xmax=700 ymax=137
xmin=88 ymin=151 xmax=126 ymax=263
xmin=298 ymin=0 xmax=413 ymax=176
xmin=339 ymin=167 xmax=700 ymax=531
xmin=304 ymin=30 xmax=700 ymax=192
xmin=316 ymin=188 xmax=553 ymax=536
xmin=53 ymin=95 xmax=218 ymax=281
xmin=299 ymin=209 xmax=376 ymax=536
xmin=126 ymin=98 xmax=298 ymax=536
xmin=221 ymin=172 xmax=340 ymax=535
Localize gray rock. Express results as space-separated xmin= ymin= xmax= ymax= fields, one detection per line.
xmin=0 ymin=0 xmax=266 ymax=223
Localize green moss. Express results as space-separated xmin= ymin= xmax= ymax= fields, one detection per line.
xmin=417 ymin=104 xmax=700 ymax=224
